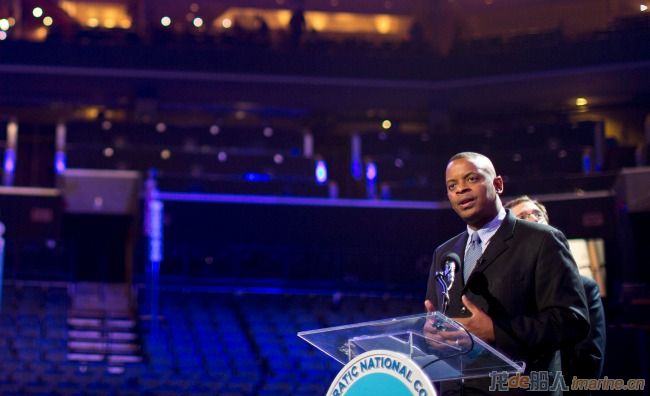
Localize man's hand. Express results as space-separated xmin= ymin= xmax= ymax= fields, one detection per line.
xmin=453 ymin=295 xmax=495 ymax=343
xmin=423 ymin=298 xmax=473 ymax=350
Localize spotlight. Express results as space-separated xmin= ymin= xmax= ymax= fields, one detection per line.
xmin=366 ymin=162 xmax=377 ymax=181
xmin=315 ymin=160 xmax=328 ymax=184
xmin=575 ymin=97 xmax=588 ymax=106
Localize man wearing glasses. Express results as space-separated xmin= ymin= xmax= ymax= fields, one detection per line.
xmin=505 ymin=196 xmax=606 ymax=393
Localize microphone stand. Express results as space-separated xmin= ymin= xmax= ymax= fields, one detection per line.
xmin=435 ymin=272 xmax=450 ymax=315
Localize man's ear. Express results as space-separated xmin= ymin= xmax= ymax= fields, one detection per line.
xmin=493 ymin=175 xmax=504 ymax=194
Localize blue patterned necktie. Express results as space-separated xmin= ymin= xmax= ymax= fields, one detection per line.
xmin=464 ymin=233 xmax=482 ymax=282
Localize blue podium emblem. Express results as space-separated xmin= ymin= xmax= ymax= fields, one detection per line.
xmin=327 ymin=350 xmax=437 ymax=396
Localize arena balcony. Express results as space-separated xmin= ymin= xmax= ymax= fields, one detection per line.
xmin=0 ymin=2 xmax=649 ymax=82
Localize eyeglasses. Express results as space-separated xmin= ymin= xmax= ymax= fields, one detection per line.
xmin=516 ymin=210 xmax=546 ymax=223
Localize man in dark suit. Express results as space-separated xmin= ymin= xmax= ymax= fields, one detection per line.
xmin=425 ymin=152 xmax=590 ymax=395
xmin=505 ymin=195 xmax=606 ymax=391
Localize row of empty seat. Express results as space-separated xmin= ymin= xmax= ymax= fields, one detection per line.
xmin=2 ymin=281 xmax=649 ymax=395
xmin=0 ymin=282 xmax=422 ymax=395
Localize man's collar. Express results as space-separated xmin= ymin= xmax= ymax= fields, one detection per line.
xmin=467 ymin=207 xmax=506 ymax=242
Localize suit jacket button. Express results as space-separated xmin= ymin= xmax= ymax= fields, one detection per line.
xmin=461 ymin=307 xmax=467 ymax=313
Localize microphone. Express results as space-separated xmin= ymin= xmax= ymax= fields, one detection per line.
xmin=435 ymin=252 xmax=460 ymax=314
xmin=441 ymin=252 xmax=460 ymax=289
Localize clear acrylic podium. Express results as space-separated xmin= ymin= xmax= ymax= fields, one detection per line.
xmin=298 ymin=311 xmax=525 ymax=383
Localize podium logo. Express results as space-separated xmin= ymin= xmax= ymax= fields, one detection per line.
xmin=327 ymin=350 xmax=437 ymax=396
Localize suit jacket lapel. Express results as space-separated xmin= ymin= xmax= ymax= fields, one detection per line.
xmin=461 ymin=210 xmax=517 ymax=294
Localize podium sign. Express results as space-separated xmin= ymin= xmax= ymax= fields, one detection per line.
xmin=326 ymin=349 xmax=436 ymax=396
xmin=299 ymin=311 xmax=525 ymax=384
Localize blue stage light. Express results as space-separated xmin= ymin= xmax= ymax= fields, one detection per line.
xmin=55 ymin=152 xmax=66 ymax=174
xmin=315 ymin=160 xmax=328 ymax=184
xmin=244 ymin=172 xmax=272 ymax=182
xmin=365 ymin=162 xmax=377 ymax=181
xmin=3 ymin=150 xmax=15 ymax=174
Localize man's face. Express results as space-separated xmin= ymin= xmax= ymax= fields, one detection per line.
xmin=445 ymin=158 xmax=503 ymax=229
xmin=510 ymin=201 xmax=548 ymax=225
